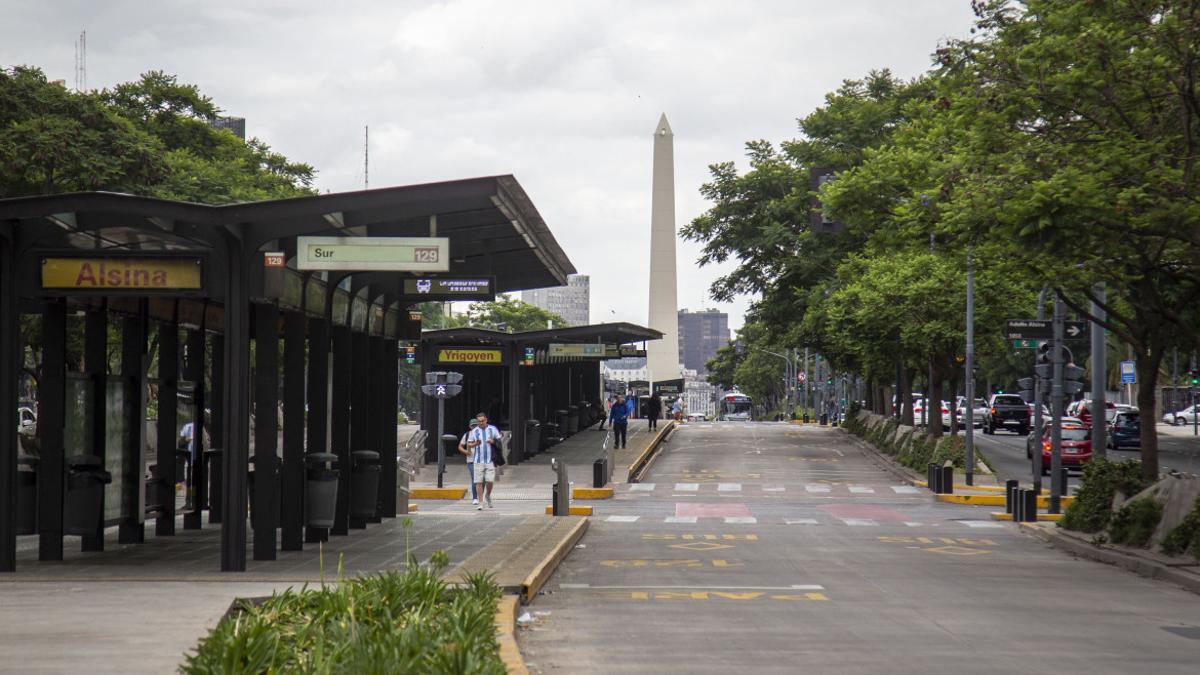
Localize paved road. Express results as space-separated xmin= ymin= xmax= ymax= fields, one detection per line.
xmin=520 ymin=423 xmax=1200 ymax=674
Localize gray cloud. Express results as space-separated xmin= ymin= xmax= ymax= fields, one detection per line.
xmin=1 ymin=0 xmax=977 ymax=331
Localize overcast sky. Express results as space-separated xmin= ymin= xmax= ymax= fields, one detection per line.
xmin=3 ymin=0 xmax=978 ymax=332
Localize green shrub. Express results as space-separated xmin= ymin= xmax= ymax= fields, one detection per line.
xmin=1161 ymin=496 xmax=1200 ymax=559
xmin=181 ymin=554 xmax=505 ymax=674
xmin=397 ymin=411 xmax=409 ymax=425
xmin=1108 ymin=497 xmax=1163 ymax=548
xmin=1061 ymin=459 xmax=1150 ymax=534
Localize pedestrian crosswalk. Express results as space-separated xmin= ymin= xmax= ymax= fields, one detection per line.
xmin=627 ymin=483 xmax=926 ymax=496
xmin=595 ymin=515 xmax=1008 ymax=529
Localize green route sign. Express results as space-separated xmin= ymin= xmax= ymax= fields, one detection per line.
xmin=1013 ymin=339 xmax=1039 ymax=349
xmin=296 ymin=236 xmax=449 ymax=272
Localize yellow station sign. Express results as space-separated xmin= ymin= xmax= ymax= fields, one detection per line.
xmin=436 ymin=348 xmax=504 ymax=365
xmin=42 ymin=257 xmax=202 ymax=290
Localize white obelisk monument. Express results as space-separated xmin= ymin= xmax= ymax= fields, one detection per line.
xmin=645 ymin=114 xmax=680 ymax=385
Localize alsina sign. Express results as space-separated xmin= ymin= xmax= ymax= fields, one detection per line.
xmin=41 ymin=257 xmax=203 ymax=291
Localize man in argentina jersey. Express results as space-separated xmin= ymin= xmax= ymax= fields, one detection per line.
xmin=467 ymin=412 xmax=501 ymax=510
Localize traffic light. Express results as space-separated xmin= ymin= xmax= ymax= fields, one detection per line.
xmin=1188 ymin=368 xmax=1199 ymax=386
xmin=1064 ymin=362 xmax=1086 ymax=395
xmin=826 ymin=377 xmax=833 ymax=385
xmin=1017 ymin=377 xmax=1035 ymax=403
xmin=1034 ymin=342 xmax=1053 ymax=379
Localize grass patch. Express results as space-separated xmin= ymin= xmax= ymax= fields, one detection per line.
xmin=1107 ymin=497 xmax=1163 ymax=548
xmin=1161 ymin=496 xmax=1200 ymax=559
xmin=1060 ymin=459 xmax=1150 ymax=534
xmin=181 ymin=546 xmax=505 ymax=674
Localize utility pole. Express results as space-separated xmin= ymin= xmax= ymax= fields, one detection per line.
xmin=1050 ymin=295 xmax=1065 ymax=513
xmin=1090 ymin=283 xmax=1106 ymax=459
xmin=1032 ymin=287 xmax=1047 ymax=494
xmin=364 ymin=125 xmax=369 ymax=189
xmin=964 ymin=249 xmax=975 ymax=485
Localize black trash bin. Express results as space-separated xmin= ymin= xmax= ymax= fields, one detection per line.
xmin=304 ymin=453 xmax=339 ymax=528
xmin=350 ymin=450 xmax=381 ymax=519
xmin=555 ymin=409 xmax=569 ymax=437
xmin=248 ymin=456 xmax=282 ymax=529
xmin=64 ymin=455 xmax=111 ymax=536
xmin=17 ymin=454 xmax=37 ymax=535
xmin=567 ymin=406 xmax=580 ymax=434
xmin=524 ymin=420 xmax=541 ymax=460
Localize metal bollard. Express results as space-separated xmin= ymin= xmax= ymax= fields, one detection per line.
xmin=551 ymin=458 xmax=570 ymax=516
xmin=1058 ymin=468 xmax=1069 ymax=496
xmin=928 ymin=463 xmax=939 ymax=493
xmin=1012 ymin=489 xmax=1024 ymax=522
xmin=1021 ymin=489 xmax=1038 ymax=522
xmin=593 ymin=459 xmax=607 ymax=488
xmin=1005 ymin=479 xmax=1019 ymax=514
xmin=940 ymin=464 xmax=954 ymax=495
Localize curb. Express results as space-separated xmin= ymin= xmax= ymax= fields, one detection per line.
xmin=989 ymin=510 xmax=1062 ymax=522
xmin=915 ymin=481 xmax=1044 ymax=495
xmin=494 ymin=595 xmax=529 ymax=675
xmin=627 ymin=421 xmax=675 ymax=483
xmin=937 ymin=493 xmax=1073 ymax=508
xmin=1018 ymin=522 xmax=1200 ymax=595
xmin=411 ymin=487 xmax=467 ymax=500
xmin=572 ymin=486 xmax=614 ymax=500
xmin=543 ymin=505 xmax=593 ymax=516
xmin=522 ymin=516 xmax=588 ymax=603
xmin=837 ymin=429 xmax=925 ymax=486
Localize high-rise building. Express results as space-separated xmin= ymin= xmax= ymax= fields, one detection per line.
xmin=521 ymin=274 xmax=590 ymax=326
xmin=210 ymin=116 xmax=246 ymax=140
xmin=678 ymin=308 xmax=729 ymax=374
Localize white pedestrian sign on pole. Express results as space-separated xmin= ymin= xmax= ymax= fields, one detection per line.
xmin=1119 ymin=360 xmax=1136 ymax=384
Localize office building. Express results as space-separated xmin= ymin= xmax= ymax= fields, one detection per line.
xmin=521 ymin=273 xmax=589 ymax=326
xmin=678 ymin=308 xmax=729 ymax=374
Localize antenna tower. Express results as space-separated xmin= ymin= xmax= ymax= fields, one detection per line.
xmin=74 ymin=30 xmax=87 ymax=92
xmin=364 ymin=125 xmax=369 ymax=189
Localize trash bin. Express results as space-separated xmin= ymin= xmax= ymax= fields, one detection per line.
xmin=304 ymin=453 xmax=339 ymax=528
xmin=543 ymin=422 xmax=561 ymax=449
xmin=567 ymin=406 xmax=580 ymax=434
xmin=820 ymin=413 xmax=828 ymax=426
xmin=248 ymin=456 xmax=282 ymax=529
xmin=350 ymin=450 xmax=381 ymax=519
xmin=555 ymin=409 xmax=569 ymax=437
xmin=524 ymin=420 xmax=541 ymax=460
xmin=593 ymin=458 xmax=607 ymax=488
xmin=64 ymin=455 xmax=111 ymax=536
xmin=17 ymin=454 xmax=37 ymax=535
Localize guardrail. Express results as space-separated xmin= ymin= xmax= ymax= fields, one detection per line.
xmin=627 ymin=421 xmax=675 ymax=483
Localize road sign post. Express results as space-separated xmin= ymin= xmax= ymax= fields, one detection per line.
xmin=421 ymin=371 xmax=463 ymax=488
xmin=1050 ymin=299 xmax=1065 ymax=514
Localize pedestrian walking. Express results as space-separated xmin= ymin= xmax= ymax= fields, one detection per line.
xmin=610 ymin=394 xmax=630 ymax=449
xmin=672 ymin=397 xmax=684 ymax=422
xmin=598 ymin=396 xmax=612 ymax=431
xmin=465 ymin=412 xmax=502 ymax=510
xmin=457 ymin=419 xmax=479 ymax=505
xmin=647 ymin=393 xmax=663 ymax=431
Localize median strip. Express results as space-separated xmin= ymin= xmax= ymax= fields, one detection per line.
xmin=937 ymin=493 xmax=1073 ymax=508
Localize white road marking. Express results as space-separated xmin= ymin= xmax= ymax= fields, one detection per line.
xmin=724 ymin=517 xmax=757 ymax=524
xmin=664 ymin=516 xmax=698 ymax=524
xmin=841 ymin=518 xmax=878 ymax=526
xmin=762 ymin=486 xmax=785 ymax=492
xmin=630 ymin=484 xmax=655 ymax=492
xmin=674 ymin=483 xmax=699 ymax=491
xmin=717 ymin=483 xmax=742 ymax=492
xmin=606 ymin=515 xmax=640 ymax=522
xmin=904 ymin=522 xmax=924 ymax=527
xmin=805 ymin=485 xmax=832 ymax=493
xmin=849 ymin=486 xmax=875 ymax=494
xmin=891 ymin=486 xmax=922 ymax=494
xmin=959 ymin=520 xmax=1004 ymax=528
xmin=785 ymin=518 xmax=819 ymax=525
xmin=560 ymin=584 xmax=825 ymax=591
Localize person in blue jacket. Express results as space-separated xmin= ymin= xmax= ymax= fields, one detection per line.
xmin=610 ymin=393 xmax=630 ymax=449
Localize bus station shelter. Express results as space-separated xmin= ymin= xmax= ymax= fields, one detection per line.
xmin=0 ymin=175 xmax=573 ymax=572
xmin=417 ymin=323 xmax=662 ymax=462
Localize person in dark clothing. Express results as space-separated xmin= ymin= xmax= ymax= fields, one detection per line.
xmin=647 ymin=393 xmax=663 ymax=431
xmin=610 ymin=394 xmax=630 ymax=449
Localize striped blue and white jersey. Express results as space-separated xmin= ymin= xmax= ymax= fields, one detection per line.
xmin=470 ymin=425 xmax=501 ymax=465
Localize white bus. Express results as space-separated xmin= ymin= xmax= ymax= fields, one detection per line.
xmin=720 ymin=392 xmax=753 ymax=421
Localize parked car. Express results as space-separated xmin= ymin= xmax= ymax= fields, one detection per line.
xmin=1025 ymin=417 xmax=1092 ymax=473
xmin=984 ymin=394 xmax=1030 ymax=435
xmin=912 ymin=398 xmax=951 ymax=429
xmin=1108 ymin=411 xmax=1141 ymax=451
xmin=1076 ymin=399 xmax=1116 ymax=429
xmin=1163 ymin=405 xmax=1199 ymax=426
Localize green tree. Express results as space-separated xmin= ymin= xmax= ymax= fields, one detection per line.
xmin=423 ymin=295 xmax=567 ymax=332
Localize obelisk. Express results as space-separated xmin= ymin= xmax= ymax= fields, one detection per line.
xmin=645 ymin=113 xmax=680 ymax=385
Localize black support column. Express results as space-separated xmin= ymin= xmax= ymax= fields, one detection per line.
xmin=208 ymin=336 xmax=224 ymax=525
xmin=349 ymin=330 xmax=369 ymax=529
xmin=305 ymin=318 xmax=330 ymax=543
xmin=367 ymin=335 xmax=385 ymax=523
xmin=507 ymin=343 xmax=524 ymax=462
xmin=330 ymin=325 xmax=351 ymax=536
xmin=253 ymin=303 xmax=279 ymax=560
xmin=183 ymin=328 xmax=206 ymax=531
xmin=220 ymin=239 xmax=250 ymax=572
xmin=0 ymin=235 xmax=17 ymax=572
xmin=118 ymin=311 xmax=147 ymax=544
xmin=281 ymin=311 xmax=305 ymax=550
xmin=82 ymin=309 xmax=107 ymax=550
xmin=38 ymin=299 xmax=66 ymax=561
xmin=379 ymin=338 xmax=399 ymax=518
xmin=156 ymin=321 xmax=178 ymax=536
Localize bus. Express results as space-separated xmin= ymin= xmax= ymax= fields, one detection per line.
xmin=720 ymin=392 xmax=753 ymax=421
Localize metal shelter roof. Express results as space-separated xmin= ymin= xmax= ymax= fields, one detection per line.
xmin=421 ymin=322 xmax=663 ymax=347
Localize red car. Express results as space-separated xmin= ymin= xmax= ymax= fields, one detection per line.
xmin=1076 ymin=400 xmax=1115 ymax=429
xmin=1035 ymin=424 xmax=1092 ymax=474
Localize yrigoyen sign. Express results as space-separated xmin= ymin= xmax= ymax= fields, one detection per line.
xmin=296 ymin=236 xmax=449 ymax=272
